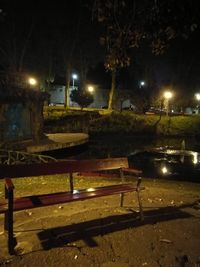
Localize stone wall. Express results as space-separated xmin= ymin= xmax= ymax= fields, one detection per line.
xmin=0 ymin=103 xmax=32 ymax=143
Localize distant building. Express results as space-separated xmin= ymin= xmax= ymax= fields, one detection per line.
xmin=49 ymin=84 xmax=79 ymax=106
xmin=48 ymin=77 xmax=133 ymax=110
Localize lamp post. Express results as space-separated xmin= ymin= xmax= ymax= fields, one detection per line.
xmin=72 ymin=74 xmax=78 ymax=90
xmin=164 ymin=91 xmax=173 ymax=116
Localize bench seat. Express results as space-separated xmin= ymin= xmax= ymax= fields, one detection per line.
xmin=0 ymin=183 xmax=144 ymax=213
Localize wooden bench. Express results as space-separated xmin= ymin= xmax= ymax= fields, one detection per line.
xmin=0 ymin=157 xmax=144 ymax=255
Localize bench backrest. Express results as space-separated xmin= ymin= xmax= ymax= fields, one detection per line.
xmin=0 ymin=157 xmax=129 ymax=179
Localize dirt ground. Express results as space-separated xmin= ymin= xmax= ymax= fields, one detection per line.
xmin=0 ymin=177 xmax=200 ymax=267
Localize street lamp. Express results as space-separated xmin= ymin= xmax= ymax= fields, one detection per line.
xmin=195 ymin=93 xmax=200 ymax=113
xmin=139 ymin=81 xmax=146 ymax=88
xmin=195 ymin=93 xmax=200 ymax=101
xmin=28 ymin=77 xmax=37 ymax=86
xmin=72 ymin=74 xmax=78 ymax=90
xmin=87 ymin=85 xmax=94 ymax=93
xmin=164 ymin=91 xmax=173 ymax=116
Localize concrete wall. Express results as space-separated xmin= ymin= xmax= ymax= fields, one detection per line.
xmin=49 ymin=85 xmax=79 ymax=106
xmin=0 ymin=103 xmax=32 ymax=142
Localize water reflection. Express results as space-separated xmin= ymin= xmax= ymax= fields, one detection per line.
xmin=128 ymin=149 xmax=200 ymax=182
xmin=76 ymin=134 xmax=200 ymax=182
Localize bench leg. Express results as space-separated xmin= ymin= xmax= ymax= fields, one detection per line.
xmin=69 ymin=173 xmax=74 ymax=193
xmin=135 ymin=177 xmax=144 ymax=221
xmin=137 ymin=190 xmax=144 ymax=221
xmin=4 ymin=189 xmax=16 ymax=255
xmin=5 ymin=210 xmax=15 ymax=255
xmin=120 ymin=193 xmax=124 ymax=207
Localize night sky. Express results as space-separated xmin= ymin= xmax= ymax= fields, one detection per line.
xmin=0 ymin=0 xmax=200 ymax=94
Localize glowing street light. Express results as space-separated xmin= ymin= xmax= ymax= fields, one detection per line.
xmin=164 ymin=91 xmax=173 ymax=116
xmin=161 ymin=166 xmax=168 ymax=174
xmin=72 ymin=74 xmax=78 ymax=90
xmin=28 ymin=77 xmax=37 ymax=86
xmin=195 ymin=93 xmax=200 ymax=114
xmin=87 ymin=85 xmax=94 ymax=93
xmin=195 ymin=93 xmax=200 ymax=101
xmin=139 ymin=80 xmax=146 ymax=88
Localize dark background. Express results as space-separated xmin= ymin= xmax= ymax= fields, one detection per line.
xmin=0 ymin=0 xmax=200 ymax=94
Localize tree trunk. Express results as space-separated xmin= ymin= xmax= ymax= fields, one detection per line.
xmin=65 ymin=64 xmax=71 ymax=109
xmin=108 ymin=69 xmax=116 ymax=110
xmin=30 ymin=101 xmax=44 ymax=143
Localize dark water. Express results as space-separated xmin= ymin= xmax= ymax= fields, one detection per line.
xmin=47 ymin=134 xmax=200 ymax=182
xmin=76 ymin=134 xmax=200 ymax=182
xmin=73 ymin=134 xmax=200 ymax=158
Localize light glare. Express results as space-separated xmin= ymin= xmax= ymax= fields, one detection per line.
xmin=164 ymin=91 xmax=173 ymax=99
xmin=161 ymin=166 xmax=168 ymax=174
xmin=195 ymin=93 xmax=200 ymax=101
xmin=72 ymin=74 xmax=78 ymax=80
xmin=88 ymin=86 xmax=94 ymax=93
xmin=28 ymin=77 xmax=37 ymax=86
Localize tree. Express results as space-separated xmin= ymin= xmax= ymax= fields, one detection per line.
xmin=70 ymin=88 xmax=94 ymax=109
xmin=0 ymin=8 xmax=48 ymax=142
xmin=93 ymin=0 xmax=199 ymax=109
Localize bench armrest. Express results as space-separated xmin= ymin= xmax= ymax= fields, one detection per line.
xmin=121 ymin=167 xmax=142 ymax=176
xmin=121 ymin=168 xmax=143 ymax=190
xmin=5 ymin=178 xmax=14 ymax=191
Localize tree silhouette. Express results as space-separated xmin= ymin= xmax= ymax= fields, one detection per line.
xmin=93 ymin=0 xmax=199 ymax=110
xmin=70 ymin=88 xmax=94 ymax=109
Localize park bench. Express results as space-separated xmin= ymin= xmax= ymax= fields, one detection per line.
xmin=0 ymin=157 xmax=144 ymax=255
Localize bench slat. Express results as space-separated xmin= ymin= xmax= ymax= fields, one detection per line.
xmin=0 ymin=158 xmax=129 ymax=179
xmin=5 ymin=183 xmax=144 ymax=212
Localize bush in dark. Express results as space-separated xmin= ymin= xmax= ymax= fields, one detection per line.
xmin=70 ymin=89 xmax=94 ymax=109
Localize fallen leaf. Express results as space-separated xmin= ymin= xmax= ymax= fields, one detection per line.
xmin=159 ymin=239 xmax=173 ymax=244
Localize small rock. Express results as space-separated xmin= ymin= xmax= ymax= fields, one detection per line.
xmin=3 ymin=259 xmax=12 ymax=264
xmin=58 ymin=206 xmax=63 ymax=209
xmin=159 ymin=238 xmax=173 ymax=244
xmin=74 ymin=255 xmax=78 ymax=260
xmin=68 ymin=242 xmax=77 ymax=247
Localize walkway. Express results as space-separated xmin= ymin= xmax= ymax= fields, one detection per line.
xmin=25 ymin=133 xmax=89 ymax=153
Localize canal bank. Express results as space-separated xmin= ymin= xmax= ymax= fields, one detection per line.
xmin=44 ymin=111 xmax=200 ymax=137
xmin=5 ymin=133 xmax=89 ymax=154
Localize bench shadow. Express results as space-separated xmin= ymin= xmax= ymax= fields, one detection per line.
xmin=37 ymin=202 xmax=195 ymax=250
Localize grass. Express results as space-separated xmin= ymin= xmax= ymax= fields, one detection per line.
xmin=43 ymin=108 xmax=200 ymax=136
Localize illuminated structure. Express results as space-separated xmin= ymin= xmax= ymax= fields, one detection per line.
xmin=164 ymin=91 xmax=173 ymax=116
